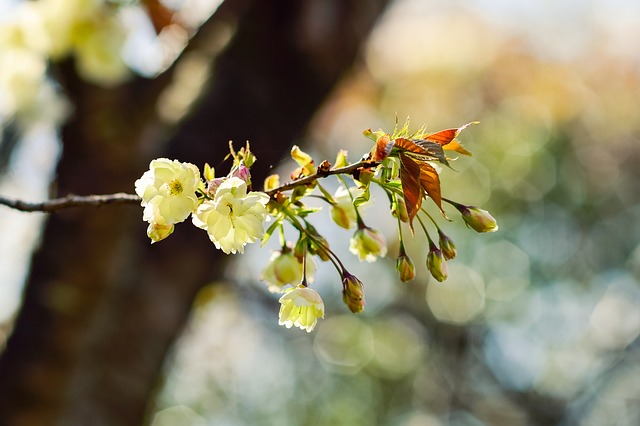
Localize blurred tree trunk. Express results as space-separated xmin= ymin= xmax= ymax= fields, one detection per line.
xmin=0 ymin=0 xmax=389 ymax=425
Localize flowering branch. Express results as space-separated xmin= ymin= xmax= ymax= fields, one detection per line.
xmin=0 ymin=159 xmax=380 ymax=214
xmin=0 ymin=121 xmax=499 ymax=333
xmin=0 ymin=193 xmax=140 ymax=213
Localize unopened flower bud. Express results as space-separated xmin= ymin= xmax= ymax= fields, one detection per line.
xmin=396 ymin=253 xmax=416 ymax=282
xmin=391 ymin=197 xmax=409 ymax=223
xmin=349 ymin=226 xmax=387 ymax=262
xmin=438 ymin=231 xmax=457 ymax=260
xmin=330 ymin=186 xmax=358 ymax=229
xmin=427 ymin=244 xmax=448 ymax=282
xmin=263 ymin=174 xmax=280 ymax=191
xmin=342 ymin=271 xmax=365 ymax=313
xmin=206 ymin=177 xmax=225 ymax=196
xmin=232 ymin=164 xmax=250 ymax=183
xmin=456 ymin=204 xmax=498 ymax=233
xmin=147 ymin=222 xmax=174 ymax=243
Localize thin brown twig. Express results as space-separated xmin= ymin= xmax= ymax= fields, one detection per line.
xmin=265 ymin=158 xmax=379 ymax=197
xmin=0 ymin=158 xmax=379 ymax=213
xmin=0 ymin=193 xmax=141 ymax=213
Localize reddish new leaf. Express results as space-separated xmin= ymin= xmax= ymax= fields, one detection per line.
xmin=394 ymin=137 xmax=431 ymax=156
xmin=399 ymin=153 xmax=423 ymax=231
xmin=394 ymin=137 xmax=448 ymax=166
xmin=442 ymin=139 xmax=472 ymax=156
xmin=417 ymin=160 xmax=445 ymax=215
xmin=421 ymin=122 xmax=477 ymax=146
xmin=373 ymin=134 xmax=393 ymax=161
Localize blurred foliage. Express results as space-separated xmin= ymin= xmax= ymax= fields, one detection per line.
xmin=148 ymin=1 xmax=640 ymax=425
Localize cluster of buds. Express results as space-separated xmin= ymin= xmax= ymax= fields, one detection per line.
xmin=136 ymin=121 xmax=498 ymax=332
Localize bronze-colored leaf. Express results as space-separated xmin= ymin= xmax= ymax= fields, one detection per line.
xmin=417 ymin=161 xmax=445 ymax=216
xmin=393 ymin=137 xmax=430 ymax=156
xmin=373 ymin=134 xmax=393 ymax=161
xmin=399 ymin=153 xmax=423 ymax=231
xmin=443 ymin=139 xmax=472 ymax=156
xmin=420 ymin=121 xmax=478 ymax=146
xmin=411 ymin=140 xmax=448 ymax=166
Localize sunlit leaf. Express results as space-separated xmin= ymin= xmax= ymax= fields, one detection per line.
xmin=420 ymin=121 xmax=478 ymax=146
xmin=394 ymin=138 xmax=448 ymax=166
xmin=398 ymin=153 xmax=423 ymax=231
xmin=261 ymin=217 xmax=282 ymax=247
xmin=417 ymin=160 xmax=445 ymax=216
xmin=442 ymin=139 xmax=472 ymax=156
xmin=353 ymin=184 xmax=370 ymax=208
xmin=373 ymin=134 xmax=393 ymax=161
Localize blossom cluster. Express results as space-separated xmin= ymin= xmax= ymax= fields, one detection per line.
xmin=135 ymin=123 xmax=498 ymax=333
xmin=134 ymin=156 xmax=270 ymax=255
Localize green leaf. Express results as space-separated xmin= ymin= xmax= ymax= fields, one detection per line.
xmin=353 ymin=183 xmax=370 ymax=208
xmin=261 ymin=217 xmax=282 ymax=247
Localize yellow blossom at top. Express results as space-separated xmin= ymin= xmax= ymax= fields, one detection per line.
xmin=135 ymin=158 xmax=201 ymax=226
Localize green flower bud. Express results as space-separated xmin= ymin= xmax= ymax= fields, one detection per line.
xmin=147 ymin=222 xmax=174 ymax=243
xmin=438 ymin=231 xmax=457 ymax=260
xmin=396 ymin=253 xmax=416 ymax=282
xmin=426 ymin=244 xmax=448 ymax=282
xmin=457 ymin=205 xmax=498 ymax=233
xmin=342 ymin=271 xmax=365 ymax=313
xmin=391 ymin=196 xmax=409 ymax=223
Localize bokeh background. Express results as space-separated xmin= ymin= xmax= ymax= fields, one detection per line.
xmin=2 ymin=0 xmax=640 ymax=425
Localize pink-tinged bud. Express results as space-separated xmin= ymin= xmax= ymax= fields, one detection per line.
xmin=457 ymin=205 xmax=498 ymax=233
xmin=232 ymin=164 xmax=250 ymax=183
xmin=426 ymin=245 xmax=448 ymax=282
xmin=396 ymin=254 xmax=416 ymax=282
xmin=438 ymin=231 xmax=457 ymax=260
xmin=342 ymin=271 xmax=365 ymax=313
xmin=206 ymin=177 xmax=226 ymax=196
xmin=147 ymin=222 xmax=174 ymax=243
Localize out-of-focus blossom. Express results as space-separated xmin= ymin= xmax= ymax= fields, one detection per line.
xmin=71 ymin=12 xmax=129 ymax=86
xmin=192 ymin=177 xmax=269 ymax=254
xmin=0 ymin=48 xmax=47 ymax=117
xmin=261 ymin=250 xmax=317 ymax=293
